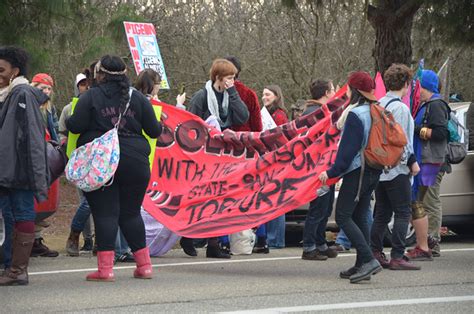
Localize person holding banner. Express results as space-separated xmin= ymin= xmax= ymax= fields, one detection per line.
xmin=319 ymin=71 xmax=383 ymax=284
xmin=66 ymin=55 xmax=162 ymax=281
xmin=301 ymin=79 xmax=338 ymax=261
xmin=261 ymin=84 xmax=288 ymax=249
xmin=187 ymin=58 xmax=249 ymax=259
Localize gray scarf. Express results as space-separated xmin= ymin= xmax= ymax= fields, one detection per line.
xmin=205 ymin=80 xmax=229 ymax=126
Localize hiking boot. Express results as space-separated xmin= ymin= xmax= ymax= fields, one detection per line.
xmin=406 ymin=246 xmax=433 ymax=261
xmin=253 ymin=245 xmax=270 ymax=254
xmin=349 ymin=259 xmax=382 ymax=284
xmin=389 ymin=258 xmax=421 ymax=270
xmin=330 ymin=244 xmax=350 ymax=253
xmin=180 ymin=237 xmax=197 ymax=257
xmin=30 ymin=238 xmax=59 ymax=257
xmin=0 ymin=231 xmax=35 ymax=286
xmin=80 ymin=237 xmax=94 ymax=252
xmin=206 ymin=245 xmax=231 ymax=259
xmin=301 ymin=249 xmax=328 ymax=261
xmin=66 ymin=230 xmax=80 ymax=256
xmin=319 ymin=247 xmax=338 ymax=258
xmin=372 ymin=250 xmax=390 ymax=269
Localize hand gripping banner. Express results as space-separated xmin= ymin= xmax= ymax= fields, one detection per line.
xmin=143 ymin=86 xmax=348 ymax=238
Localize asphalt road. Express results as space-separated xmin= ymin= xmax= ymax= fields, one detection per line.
xmin=1 ymin=235 xmax=474 ymax=313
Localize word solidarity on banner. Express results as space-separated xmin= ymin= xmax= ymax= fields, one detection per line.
xmin=143 ymin=87 xmax=348 ymax=238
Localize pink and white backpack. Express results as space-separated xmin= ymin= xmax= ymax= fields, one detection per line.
xmin=65 ymin=89 xmax=132 ymax=192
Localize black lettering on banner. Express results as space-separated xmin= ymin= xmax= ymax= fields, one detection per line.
xmin=277 ymin=174 xmax=313 ymax=205
xmin=274 ymin=148 xmax=293 ymax=164
xmin=206 ymin=133 xmax=223 ymax=155
xmin=219 ymin=198 xmax=237 ymax=214
xmin=255 ymin=179 xmax=281 ymax=209
xmin=327 ymin=149 xmax=338 ymax=166
xmin=291 ymin=140 xmax=308 ymax=171
xmin=192 ymin=163 xmax=206 ymax=181
xmin=156 ymin=125 xmax=175 ymax=148
xmin=255 ymin=154 xmax=272 ymax=171
xmin=176 ymin=120 xmax=207 ymax=152
xmin=186 ymin=203 xmax=201 ymax=224
xmin=197 ymin=200 xmax=219 ymax=221
xmin=239 ymin=191 xmax=258 ymax=213
xmin=222 ymin=132 xmax=245 ymax=157
xmin=324 ymin=127 xmax=340 ymax=147
xmin=157 ymin=157 xmax=174 ymax=179
xmin=305 ymin=152 xmax=316 ymax=171
xmin=316 ymin=151 xmax=331 ymax=166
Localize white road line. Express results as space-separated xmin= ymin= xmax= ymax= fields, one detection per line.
xmin=29 ymin=247 xmax=474 ymax=276
xmin=219 ymin=295 xmax=474 ymax=313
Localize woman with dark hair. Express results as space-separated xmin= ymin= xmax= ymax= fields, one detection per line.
xmin=66 ymin=55 xmax=162 ymax=282
xmin=319 ymin=71 xmax=383 ymax=284
xmin=262 ymin=85 xmax=288 ymax=126
xmin=261 ymin=84 xmax=289 ymax=249
xmin=134 ymin=68 xmax=161 ymax=100
xmin=0 ymin=46 xmax=49 ymax=286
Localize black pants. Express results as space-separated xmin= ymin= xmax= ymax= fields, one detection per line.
xmin=84 ymin=156 xmax=150 ymax=252
xmin=371 ymin=174 xmax=411 ymax=259
xmin=335 ymin=166 xmax=381 ymax=266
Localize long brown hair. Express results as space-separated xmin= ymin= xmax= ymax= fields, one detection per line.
xmin=264 ymin=84 xmax=287 ymax=114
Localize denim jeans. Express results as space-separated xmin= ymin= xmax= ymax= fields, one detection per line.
xmin=70 ymin=189 xmax=91 ymax=236
xmin=0 ymin=189 xmax=36 ymax=269
xmin=371 ymin=174 xmax=412 ymax=259
xmin=335 ymin=166 xmax=380 ymax=266
xmin=115 ymin=228 xmax=130 ymax=256
xmin=266 ymin=215 xmax=285 ymax=248
xmin=303 ymin=186 xmax=335 ymax=252
xmin=336 ymin=209 xmax=374 ymax=249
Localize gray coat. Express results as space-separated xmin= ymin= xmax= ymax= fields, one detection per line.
xmin=0 ymin=85 xmax=49 ymax=202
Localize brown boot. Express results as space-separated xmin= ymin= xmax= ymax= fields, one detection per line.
xmin=66 ymin=230 xmax=81 ymax=256
xmin=0 ymin=231 xmax=35 ymax=286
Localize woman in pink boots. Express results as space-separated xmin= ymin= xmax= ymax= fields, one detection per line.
xmin=66 ymin=55 xmax=162 ymax=282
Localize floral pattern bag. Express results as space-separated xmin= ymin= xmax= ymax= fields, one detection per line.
xmin=65 ymin=88 xmax=132 ymax=192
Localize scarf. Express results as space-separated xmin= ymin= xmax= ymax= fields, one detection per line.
xmin=205 ymin=80 xmax=229 ymax=126
xmin=0 ymin=76 xmax=30 ymax=102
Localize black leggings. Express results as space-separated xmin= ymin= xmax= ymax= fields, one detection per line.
xmin=84 ymin=156 xmax=150 ymax=252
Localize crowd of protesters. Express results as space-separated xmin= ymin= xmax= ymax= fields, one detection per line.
xmin=0 ymin=45 xmax=468 ymax=286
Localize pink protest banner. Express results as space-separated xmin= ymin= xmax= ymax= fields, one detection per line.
xmin=374 ymin=72 xmax=386 ymax=100
xmin=143 ymin=86 xmax=348 ymax=238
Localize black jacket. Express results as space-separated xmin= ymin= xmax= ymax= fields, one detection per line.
xmin=66 ymin=82 xmax=162 ymax=165
xmin=188 ymin=85 xmax=249 ymax=130
xmin=0 ymin=84 xmax=50 ymax=201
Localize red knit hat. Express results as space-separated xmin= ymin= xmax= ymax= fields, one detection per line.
xmin=347 ymin=71 xmax=376 ymax=101
xmin=32 ymin=73 xmax=54 ymax=87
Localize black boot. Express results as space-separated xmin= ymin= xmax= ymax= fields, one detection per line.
xmin=180 ymin=237 xmax=197 ymax=257
xmin=206 ymin=244 xmax=231 ymax=259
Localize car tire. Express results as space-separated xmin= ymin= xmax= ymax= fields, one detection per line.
xmin=383 ymin=216 xmax=416 ymax=247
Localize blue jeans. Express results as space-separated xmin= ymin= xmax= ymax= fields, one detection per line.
xmin=266 ymin=215 xmax=285 ymax=248
xmin=303 ymin=186 xmax=335 ymax=252
xmin=0 ymin=189 xmax=36 ymax=269
xmin=371 ymin=174 xmax=412 ymax=259
xmin=335 ymin=166 xmax=380 ymax=266
xmin=115 ymin=228 xmax=130 ymax=256
xmin=336 ymin=206 xmax=374 ymax=249
xmin=70 ymin=189 xmax=91 ymax=234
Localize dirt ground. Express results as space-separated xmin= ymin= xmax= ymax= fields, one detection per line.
xmin=41 ymin=178 xmax=80 ymax=253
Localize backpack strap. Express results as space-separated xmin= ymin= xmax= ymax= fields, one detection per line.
xmin=384 ymin=98 xmax=401 ymax=111
xmin=114 ymin=88 xmax=134 ymax=129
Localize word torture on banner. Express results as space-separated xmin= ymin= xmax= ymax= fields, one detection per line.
xmin=143 ymin=86 xmax=349 ymax=237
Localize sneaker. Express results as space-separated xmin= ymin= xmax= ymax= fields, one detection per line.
xmin=30 ymin=238 xmax=59 ymax=257
xmin=115 ymin=252 xmax=135 ymax=264
xmin=372 ymin=250 xmax=390 ymax=269
xmin=221 ymin=244 xmax=231 ymax=255
xmin=80 ymin=237 xmax=94 ymax=252
xmin=431 ymin=244 xmax=441 ymax=257
xmin=405 ymin=246 xmax=433 ymax=261
xmin=319 ymin=247 xmax=338 ymax=258
xmin=389 ymin=258 xmax=421 ymax=270
xmin=253 ymin=245 xmax=270 ymax=254
xmin=349 ymin=259 xmax=382 ymax=283
xmin=330 ymin=244 xmax=350 ymax=253
xmin=301 ymin=249 xmax=328 ymax=261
